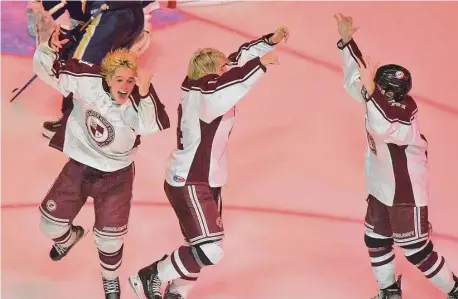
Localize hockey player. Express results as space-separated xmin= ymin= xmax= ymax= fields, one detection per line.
xmin=33 ymin=28 xmax=170 ymax=299
xmin=334 ymin=13 xmax=458 ymax=299
xmin=39 ymin=1 xmax=152 ymax=139
xmin=128 ymin=26 xmax=289 ymax=299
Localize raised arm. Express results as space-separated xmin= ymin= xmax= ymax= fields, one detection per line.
xmin=337 ymin=39 xmax=366 ymax=103
xmin=126 ymin=83 xmax=171 ymax=135
xmin=33 ymin=30 xmax=102 ymax=101
xmin=33 ymin=39 xmax=77 ymax=97
xmin=183 ymin=55 xmax=277 ymax=123
xmin=334 ymin=13 xmax=366 ymax=103
xmin=227 ymin=26 xmax=289 ymax=66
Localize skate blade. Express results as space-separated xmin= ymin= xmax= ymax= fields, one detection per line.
xmin=129 ymin=275 xmax=148 ymax=299
xmin=42 ymin=129 xmax=56 ymax=139
xmin=78 ymin=228 xmax=90 ymax=241
xmin=50 ymin=227 xmax=89 ymax=262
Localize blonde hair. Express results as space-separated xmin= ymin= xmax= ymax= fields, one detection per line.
xmin=101 ymin=48 xmax=138 ymax=79
xmin=187 ymin=48 xmax=228 ymax=80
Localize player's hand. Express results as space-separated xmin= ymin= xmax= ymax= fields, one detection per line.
xmin=271 ymin=26 xmax=290 ymax=44
xmin=49 ymin=26 xmax=69 ymax=52
xmin=137 ymin=66 xmax=154 ymax=97
xmin=334 ymin=13 xmax=359 ymax=44
xmin=355 ymin=56 xmax=379 ymax=96
xmin=260 ymin=51 xmax=279 ymax=66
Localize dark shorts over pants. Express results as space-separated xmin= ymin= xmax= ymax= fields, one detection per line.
xmin=40 ymin=159 xmax=135 ymax=238
xmin=164 ymin=181 xmax=224 ymax=246
xmin=364 ymin=194 xmax=430 ymax=246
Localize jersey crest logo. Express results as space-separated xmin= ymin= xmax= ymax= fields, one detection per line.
xmin=85 ymin=110 xmax=115 ymax=147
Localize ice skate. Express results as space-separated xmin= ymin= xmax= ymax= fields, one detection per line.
xmin=371 ymin=275 xmax=402 ymax=299
xmin=129 ymin=255 xmax=167 ymax=299
xmin=164 ymin=282 xmax=185 ymax=299
xmin=102 ymin=277 xmax=121 ymax=299
xmin=447 ymin=280 xmax=458 ymax=299
xmin=49 ymin=225 xmax=87 ymax=261
xmin=42 ymin=116 xmax=64 ymax=139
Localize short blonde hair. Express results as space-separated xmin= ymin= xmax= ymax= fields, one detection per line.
xmin=101 ymin=48 xmax=138 ymax=79
xmin=187 ymin=48 xmax=228 ymax=80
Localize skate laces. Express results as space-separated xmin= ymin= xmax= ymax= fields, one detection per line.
xmin=103 ymin=278 xmax=120 ymax=293
xmin=165 ymin=292 xmax=184 ymax=299
xmin=52 ymin=244 xmax=68 ymax=256
xmin=448 ymin=289 xmax=458 ymax=299
xmin=148 ymin=273 xmax=162 ymax=295
xmin=372 ymin=289 xmax=400 ymax=299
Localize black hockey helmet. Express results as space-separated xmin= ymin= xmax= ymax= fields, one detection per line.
xmin=375 ymin=64 xmax=412 ymax=102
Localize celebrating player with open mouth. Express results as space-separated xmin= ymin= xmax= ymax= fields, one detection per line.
xmin=129 ymin=26 xmax=289 ymax=299
xmin=33 ymin=27 xmax=170 ymax=299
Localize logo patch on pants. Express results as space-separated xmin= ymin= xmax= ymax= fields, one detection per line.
xmin=216 ymin=217 xmax=223 ymax=229
xmin=46 ymin=200 xmax=57 ymax=212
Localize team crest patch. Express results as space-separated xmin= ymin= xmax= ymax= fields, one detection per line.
xmin=46 ymin=200 xmax=57 ymax=212
xmin=85 ymin=110 xmax=115 ymax=147
xmin=395 ymin=71 xmax=405 ymax=79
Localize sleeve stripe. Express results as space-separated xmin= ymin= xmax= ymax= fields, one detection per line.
xmin=229 ymin=39 xmax=265 ymax=65
xmin=180 ymin=65 xmax=262 ymax=94
xmin=150 ymin=93 xmax=164 ymax=131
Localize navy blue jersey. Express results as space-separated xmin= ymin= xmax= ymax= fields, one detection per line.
xmin=41 ymin=0 xmax=92 ymax=22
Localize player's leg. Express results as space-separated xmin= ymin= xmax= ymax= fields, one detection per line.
xmin=129 ymin=182 xmax=224 ymax=299
xmin=163 ymin=186 xmax=223 ymax=299
xmin=390 ymin=206 xmax=458 ymax=297
xmin=90 ymin=163 xmax=135 ymax=299
xmin=364 ymin=195 xmax=402 ymax=298
xmin=160 ymin=184 xmax=224 ymax=281
xmin=39 ymin=159 xmax=89 ymax=261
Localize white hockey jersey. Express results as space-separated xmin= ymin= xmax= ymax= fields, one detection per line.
xmin=33 ymin=43 xmax=170 ymax=172
xmin=338 ymin=39 xmax=429 ymax=207
xmin=165 ymin=33 xmax=276 ymax=187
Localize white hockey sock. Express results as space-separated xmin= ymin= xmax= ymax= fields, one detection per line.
xmin=157 ymin=254 xmax=182 ymax=282
xmin=423 ymin=254 xmax=455 ymax=293
xmin=369 ymin=247 xmax=396 ymax=289
xmin=59 ymin=229 xmax=77 ymax=247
